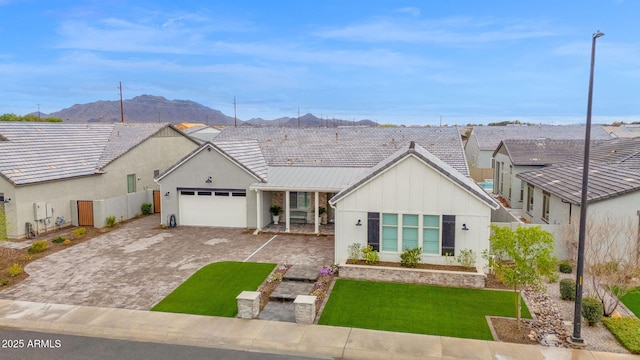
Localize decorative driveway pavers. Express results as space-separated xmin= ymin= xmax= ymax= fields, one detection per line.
xmin=0 ymin=214 xmax=334 ymax=310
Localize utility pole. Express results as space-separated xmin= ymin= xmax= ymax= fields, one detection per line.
xmin=119 ymin=81 xmax=125 ymax=123
xmin=297 ymin=107 xmax=300 ymax=128
xmin=37 ymin=104 xmax=41 ymax=120
xmin=234 ymin=96 xmax=237 ymax=127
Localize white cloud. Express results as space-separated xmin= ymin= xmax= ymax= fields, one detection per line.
xmin=314 ymin=17 xmax=557 ymax=46
xmin=395 ymin=7 xmax=421 ymax=17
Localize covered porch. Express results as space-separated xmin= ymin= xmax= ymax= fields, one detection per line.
xmin=250 ymin=166 xmax=364 ymax=235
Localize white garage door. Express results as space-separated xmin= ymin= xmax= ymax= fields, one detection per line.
xmin=178 ymin=190 xmax=247 ymax=227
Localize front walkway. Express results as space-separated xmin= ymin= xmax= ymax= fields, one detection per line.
xmin=0 ymin=299 xmax=634 ymax=360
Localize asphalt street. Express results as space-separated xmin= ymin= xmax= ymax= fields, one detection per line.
xmin=0 ymin=329 xmax=325 ymax=360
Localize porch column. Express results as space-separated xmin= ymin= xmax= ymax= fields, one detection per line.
xmin=255 ymin=190 xmax=262 ymax=232
xmin=314 ymin=191 xmax=319 ymax=234
xmin=285 ymin=190 xmax=291 ymax=233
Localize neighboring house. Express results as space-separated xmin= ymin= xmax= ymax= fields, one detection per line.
xmin=517 ymin=137 xmax=640 ymax=259
xmin=0 ymin=123 xmax=199 ymax=238
xmin=157 ymin=127 xmax=498 ymax=266
xmin=180 ymin=125 xmax=221 ymax=143
xmin=492 ymin=139 xmax=606 ymax=209
xmin=464 ymin=125 xmax=611 ymax=180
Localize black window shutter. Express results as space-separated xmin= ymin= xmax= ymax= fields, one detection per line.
xmin=441 ymin=215 xmax=456 ymax=256
xmin=367 ymin=212 xmax=380 ymax=251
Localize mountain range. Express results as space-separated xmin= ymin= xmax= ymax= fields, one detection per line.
xmin=43 ymin=95 xmax=377 ymax=127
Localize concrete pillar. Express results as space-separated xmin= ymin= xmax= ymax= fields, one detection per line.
xmin=294 ymin=295 xmax=316 ymax=324
xmin=236 ymin=291 xmax=261 ymax=319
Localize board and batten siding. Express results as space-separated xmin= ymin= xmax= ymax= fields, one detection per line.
xmin=333 ymin=155 xmax=492 ymax=266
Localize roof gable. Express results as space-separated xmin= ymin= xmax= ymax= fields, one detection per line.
xmin=494 ymin=139 xmax=606 ymax=166
xmin=330 ymin=142 xmax=498 ymax=209
xmin=156 ymin=140 xmax=267 ymax=183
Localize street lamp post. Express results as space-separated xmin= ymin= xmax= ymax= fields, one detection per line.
xmin=571 ymin=30 xmax=604 ymax=345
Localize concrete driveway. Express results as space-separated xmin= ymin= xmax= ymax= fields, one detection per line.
xmin=0 ymin=214 xmax=334 ymax=310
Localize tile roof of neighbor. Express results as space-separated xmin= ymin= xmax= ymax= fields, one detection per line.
xmin=0 ymin=122 xmax=170 ymax=185
xmin=330 ymin=142 xmax=499 ymax=209
xmin=471 ymin=125 xmax=611 ymax=150
xmin=517 ymin=162 xmax=640 ymax=205
xmin=215 ymin=127 xmax=469 ymax=176
xmin=495 ymin=139 xmax=609 ymax=166
xmin=516 ymin=137 xmax=640 ymax=205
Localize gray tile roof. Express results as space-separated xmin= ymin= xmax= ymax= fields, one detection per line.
xmin=496 ymin=139 xmax=609 ymax=166
xmin=215 ymin=127 xmax=469 ymax=176
xmin=330 ymin=142 xmax=499 ymax=209
xmin=472 ymin=125 xmax=611 ymax=150
xmin=213 ymin=140 xmax=268 ymax=181
xmin=0 ymin=122 xmax=170 ymax=185
xmin=575 ymin=137 xmax=640 ymax=170
xmin=517 ymin=162 xmax=640 ymax=205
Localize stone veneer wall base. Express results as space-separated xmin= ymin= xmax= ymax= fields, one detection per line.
xmin=339 ymin=262 xmax=485 ymax=288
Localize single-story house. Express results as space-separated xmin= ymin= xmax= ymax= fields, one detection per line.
xmin=0 ymin=122 xmax=199 ymax=239
xmin=156 ymin=127 xmax=499 ymax=266
xmin=517 ymin=137 xmax=640 ymax=260
xmin=464 ymin=125 xmax=611 ymax=179
xmin=492 ymin=139 xmax=608 ymax=209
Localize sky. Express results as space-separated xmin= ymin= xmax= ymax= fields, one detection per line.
xmin=1 ymin=0 xmax=639 ymax=126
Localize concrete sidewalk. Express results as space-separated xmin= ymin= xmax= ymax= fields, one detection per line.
xmin=0 ymin=299 xmax=633 ymax=360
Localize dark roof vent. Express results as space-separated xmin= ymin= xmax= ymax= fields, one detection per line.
xmin=409 ymin=140 xmax=415 ymax=149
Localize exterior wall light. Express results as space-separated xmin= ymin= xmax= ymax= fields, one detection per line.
xmin=164 ymin=192 xmax=170 ymax=197
xmin=205 ymin=176 xmax=213 ymax=183
xmin=462 ymin=224 xmax=469 ymax=231
xmin=356 ymin=219 xmax=362 ymax=226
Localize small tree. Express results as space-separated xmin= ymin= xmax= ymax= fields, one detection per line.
xmin=564 ymin=215 xmax=640 ymax=316
xmin=490 ymin=225 xmax=557 ymax=325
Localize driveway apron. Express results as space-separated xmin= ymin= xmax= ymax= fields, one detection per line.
xmin=0 ymin=215 xmax=334 ymax=310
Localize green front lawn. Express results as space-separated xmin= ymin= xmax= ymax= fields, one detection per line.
xmin=151 ymin=261 xmax=275 ymax=317
xmin=620 ymin=287 xmax=640 ymax=317
xmin=318 ymin=279 xmax=531 ymax=340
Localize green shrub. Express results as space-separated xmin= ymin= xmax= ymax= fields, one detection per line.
xmin=603 ymin=317 xmax=640 ymax=354
xmin=559 ymin=261 xmax=572 ymax=274
xmin=456 ymin=249 xmax=476 ymax=268
xmin=72 ymin=227 xmax=87 ymax=239
xmin=559 ymin=279 xmax=576 ymax=301
xmin=347 ymin=243 xmax=362 ymax=261
xmin=106 ymin=215 xmax=117 ymax=227
xmin=361 ymin=245 xmax=379 ymax=265
xmin=28 ymin=240 xmax=48 ymax=254
xmin=7 ymin=263 xmax=23 ymax=277
xmin=141 ymin=202 xmax=153 ymax=215
xmin=582 ymin=295 xmax=603 ymax=326
xmin=547 ymin=272 xmax=559 ymax=283
xmin=400 ymin=247 xmax=422 ymax=268
xmin=52 ymin=236 xmax=65 ymax=244
xmin=1 ymin=278 xmax=8 ymax=286
xmin=62 ymin=239 xmax=71 ymax=245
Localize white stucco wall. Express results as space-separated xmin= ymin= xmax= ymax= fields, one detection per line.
xmin=157 ymin=146 xmax=260 ymax=228
xmin=333 ymin=155 xmax=493 ymax=266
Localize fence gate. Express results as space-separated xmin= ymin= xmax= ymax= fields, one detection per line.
xmin=153 ymin=190 xmax=161 ymax=213
xmin=77 ymin=200 xmax=94 ymax=226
